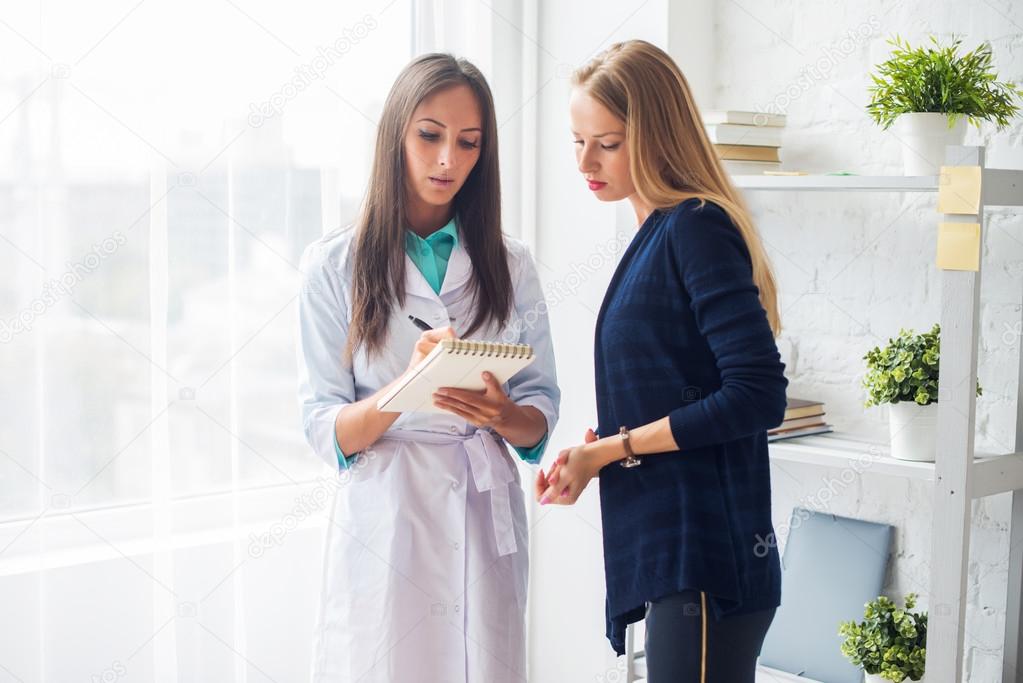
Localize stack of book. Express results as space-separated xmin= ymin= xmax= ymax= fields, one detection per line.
xmin=704 ymin=110 xmax=785 ymax=175
xmin=768 ymin=397 xmax=833 ymax=442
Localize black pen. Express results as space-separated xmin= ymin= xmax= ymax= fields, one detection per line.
xmin=408 ymin=315 xmax=433 ymax=332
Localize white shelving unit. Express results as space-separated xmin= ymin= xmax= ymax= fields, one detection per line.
xmin=751 ymin=150 xmax=1023 ymax=683
xmin=623 ymin=148 xmax=1023 ymax=683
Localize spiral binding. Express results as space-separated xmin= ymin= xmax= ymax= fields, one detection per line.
xmin=438 ymin=338 xmax=534 ymax=359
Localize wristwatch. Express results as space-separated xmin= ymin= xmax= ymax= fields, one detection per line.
xmin=619 ymin=425 xmax=641 ymax=468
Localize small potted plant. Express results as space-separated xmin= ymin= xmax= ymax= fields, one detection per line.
xmin=839 ymin=594 xmax=928 ymax=683
xmin=867 ymin=35 xmax=1022 ymax=175
xmin=862 ymin=324 xmax=981 ymax=461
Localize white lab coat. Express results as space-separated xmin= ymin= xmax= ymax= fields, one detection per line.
xmin=296 ymin=225 xmax=560 ymax=683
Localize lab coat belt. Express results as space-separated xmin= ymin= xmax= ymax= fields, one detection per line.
xmin=378 ymin=429 xmax=519 ymax=557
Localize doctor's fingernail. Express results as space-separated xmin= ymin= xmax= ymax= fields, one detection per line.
xmin=539 ymin=496 xmax=550 ymax=505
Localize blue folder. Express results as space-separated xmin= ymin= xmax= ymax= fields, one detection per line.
xmin=759 ymin=508 xmax=893 ymax=683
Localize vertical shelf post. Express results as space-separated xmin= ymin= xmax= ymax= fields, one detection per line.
xmin=1005 ymin=490 xmax=1023 ymax=682
xmin=1004 ymin=242 xmax=1023 ymax=681
xmin=925 ymin=146 xmax=985 ymax=683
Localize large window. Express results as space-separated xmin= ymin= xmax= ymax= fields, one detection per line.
xmin=1 ymin=1 xmax=412 ymax=516
xmin=0 ymin=1 xmax=415 ymax=678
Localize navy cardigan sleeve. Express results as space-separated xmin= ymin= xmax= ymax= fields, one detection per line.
xmin=665 ymin=204 xmax=788 ymax=450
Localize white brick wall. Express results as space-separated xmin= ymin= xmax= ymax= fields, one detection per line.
xmin=713 ymin=3 xmax=1023 ymax=679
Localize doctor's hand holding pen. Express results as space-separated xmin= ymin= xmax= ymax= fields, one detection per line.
xmin=407 ymin=325 xmax=457 ymax=369
xmin=332 ymin=325 xmax=455 ymax=455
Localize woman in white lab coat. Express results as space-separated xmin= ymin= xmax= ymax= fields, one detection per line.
xmin=296 ymin=53 xmax=559 ymax=683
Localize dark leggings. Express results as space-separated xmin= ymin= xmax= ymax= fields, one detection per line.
xmin=644 ymin=591 xmax=776 ymax=683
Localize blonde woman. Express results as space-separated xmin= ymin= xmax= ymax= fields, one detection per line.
xmin=298 ymin=54 xmax=559 ymax=681
xmin=536 ymin=40 xmax=787 ymax=682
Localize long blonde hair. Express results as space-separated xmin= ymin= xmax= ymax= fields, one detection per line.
xmin=573 ymin=40 xmax=781 ymax=336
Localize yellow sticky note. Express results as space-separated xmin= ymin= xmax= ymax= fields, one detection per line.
xmin=938 ymin=166 xmax=982 ymax=214
xmin=936 ymin=222 xmax=981 ymax=271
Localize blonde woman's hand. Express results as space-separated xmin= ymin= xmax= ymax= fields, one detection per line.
xmin=537 ymin=428 xmax=599 ymax=506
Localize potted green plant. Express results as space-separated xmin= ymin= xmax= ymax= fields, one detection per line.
xmin=862 ymin=324 xmax=981 ymax=461
xmin=867 ymin=35 xmax=1022 ymax=175
xmin=839 ymin=594 xmax=928 ymax=682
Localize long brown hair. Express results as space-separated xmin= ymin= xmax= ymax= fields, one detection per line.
xmin=573 ymin=40 xmax=781 ymax=336
xmin=348 ymin=54 xmax=512 ymax=360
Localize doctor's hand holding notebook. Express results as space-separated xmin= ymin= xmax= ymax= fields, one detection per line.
xmin=382 ymin=317 xmax=538 ymax=427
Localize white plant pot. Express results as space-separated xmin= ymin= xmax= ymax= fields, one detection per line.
xmin=864 ymin=674 xmax=925 ymax=683
xmin=892 ymin=112 xmax=966 ymax=176
xmin=889 ymin=401 xmax=938 ymax=462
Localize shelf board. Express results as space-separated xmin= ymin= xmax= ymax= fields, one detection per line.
xmin=768 ymin=433 xmax=934 ymax=479
xmin=732 ymin=174 xmax=939 ymax=192
xmin=769 ymin=433 xmax=1023 ymax=494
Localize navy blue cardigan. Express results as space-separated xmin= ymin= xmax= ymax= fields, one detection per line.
xmin=594 ymin=198 xmax=788 ymax=655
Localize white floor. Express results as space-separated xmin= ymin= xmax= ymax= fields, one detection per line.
xmin=755 ymin=665 xmax=826 ymax=683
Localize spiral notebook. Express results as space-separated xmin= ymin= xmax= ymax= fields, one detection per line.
xmin=376 ymin=339 xmax=536 ymax=414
